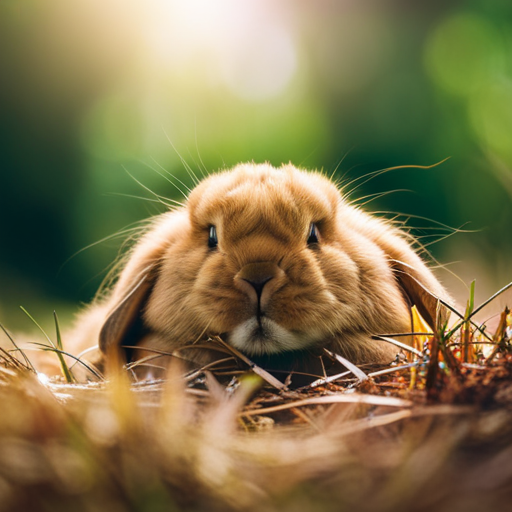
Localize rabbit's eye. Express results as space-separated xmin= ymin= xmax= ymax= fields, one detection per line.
xmin=307 ymin=223 xmax=319 ymax=245
xmin=208 ymin=225 xmax=218 ymax=248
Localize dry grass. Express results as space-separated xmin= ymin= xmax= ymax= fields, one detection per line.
xmin=1 ymin=283 xmax=512 ymax=512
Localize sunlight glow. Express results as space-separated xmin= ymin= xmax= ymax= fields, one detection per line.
xmin=144 ymin=0 xmax=297 ymax=101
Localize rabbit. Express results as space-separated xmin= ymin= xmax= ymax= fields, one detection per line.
xmin=69 ymin=162 xmax=451 ymax=381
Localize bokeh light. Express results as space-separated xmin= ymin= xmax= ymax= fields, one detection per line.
xmin=425 ymin=12 xmax=503 ymax=97
xmin=470 ymin=80 xmax=512 ymax=166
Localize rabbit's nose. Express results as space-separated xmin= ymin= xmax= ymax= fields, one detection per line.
xmin=243 ymin=275 xmax=273 ymax=301
xmin=234 ymin=262 xmax=284 ymax=305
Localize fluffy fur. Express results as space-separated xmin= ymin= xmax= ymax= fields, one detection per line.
xmin=69 ymin=163 xmax=451 ymax=378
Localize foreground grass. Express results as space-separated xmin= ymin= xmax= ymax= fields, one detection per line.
xmin=1 ymin=283 xmax=512 ymax=512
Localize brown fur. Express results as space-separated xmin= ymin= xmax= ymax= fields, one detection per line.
xmin=68 ymin=163 xmax=451 ymax=378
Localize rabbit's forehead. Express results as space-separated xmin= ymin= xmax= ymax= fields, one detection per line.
xmin=189 ymin=166 xmax=339 ymax=228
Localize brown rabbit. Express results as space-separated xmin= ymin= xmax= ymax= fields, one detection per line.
xmin=69 ymin=162 xmax=451 ymax=380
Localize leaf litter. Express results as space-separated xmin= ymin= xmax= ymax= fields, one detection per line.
xmin=1 ymin=282 xmax=512 ymax=511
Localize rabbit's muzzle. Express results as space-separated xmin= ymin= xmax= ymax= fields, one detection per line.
xmin=234 ymin=262 xmax=286 ymax=311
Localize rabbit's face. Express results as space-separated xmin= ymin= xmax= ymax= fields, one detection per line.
xmin=142 ymin=163 xmax=413 ymax=357
xmin=95 ymin=162 xmax=449 ymax=367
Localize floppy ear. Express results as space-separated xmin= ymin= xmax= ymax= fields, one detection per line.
xmin=99 ymin=266 xmax=157 ymax=360
xmin=391 ymin=259 xmax=449 ymax=331
xmin=339 ymin=208 xmax=452 ymax=331
xmin=96 ymin=209 xmax=190 ymax=362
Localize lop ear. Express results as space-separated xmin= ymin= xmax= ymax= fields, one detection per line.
xmin=391 ymin=259 xmax=449 ymax=331
xmin=339 ymin=208 xmax=452 ymax=331
xmin=96 ymin=209 xmax=189 ymax=362
xmin=99 ymin=266 xmax=157 ymax=361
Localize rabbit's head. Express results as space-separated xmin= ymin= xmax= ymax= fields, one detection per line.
xmin=95 ymin=163 xmax=449 ymax=368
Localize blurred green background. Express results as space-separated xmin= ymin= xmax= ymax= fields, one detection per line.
xmin=1 ymin=0 xmax=512 ymax=334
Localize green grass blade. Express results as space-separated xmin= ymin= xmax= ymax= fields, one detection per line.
xmin=27 ymin=343 xmax=103 ymax=381
xmin=53 ymin=311 xmax=64 ymax=351
xmin=20 ymin=306 xmax=56 ymax=347
xmin=19 ymin=306 xmax=75 ymax=383
xmin=465 ymin=280 xmax=475 ymax=318
xmin=463 ymin=280 xmax=476 ymax=362
xmin=53 ymin=311 xmax=74 ymax=383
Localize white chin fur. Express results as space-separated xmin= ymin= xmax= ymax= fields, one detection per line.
xmin=228 ymin=317 xmax=317 ymax=356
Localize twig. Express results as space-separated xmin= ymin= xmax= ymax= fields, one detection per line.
xmin=241 ymin=394 xmax=411 ymax=417
xmin=0 ymin=323 xmax=36 ymax=372
xmin=308 ymin=370 xmax=352 ymax=389
xmin=368 ymin=362 xmax=420 ymax=378
xmin=372 ymin=336 xmax=424 ymax=358
xmin=323 ymin=349 xmax=368 ymax=382
xmin=211 ymin=336 xmax=287 ymax=391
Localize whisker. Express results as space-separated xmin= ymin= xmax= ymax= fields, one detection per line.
xmin=148 ymin=158 xmax=192 ymax=196
xmin=419 ymin=231 xmax=462 ymax=247
xmin=163 ymin=128 xmax=201 ymax=186
xmin=109 ymin=192 xmax=179 ymax=208
xmin=371 ymin=212 xmax=476 ymax=234
xmin=123 ymin=166 xmax=180 ymax=206
xmin=58 ymin=221 xmax=151 ymax=274
xmin=343 ymin=158 xmax=451 ymax=199
xmin=329 ymin=147 xmax=354 ymax=181
xmin=407 ymin=237 xmax=469 ymax=292
xmin=297 ymin=145 xmax=322 ymax=169
xmin=369 ymin=209 xmax=470 ymax=291
xmin=336 ymin=162 xmax=366 ymax=190
xmin=350 ymin=189 xmax=412 ymax=208
xmin=185 ymin=148 xmax=207 ymax=182
xmin=194 ymin=119 xmax=209 ymax=178
xmin=427 ymin=260 xmax=460 ymax=270
xmin=140 ymin=159 xmax=190 ymax=197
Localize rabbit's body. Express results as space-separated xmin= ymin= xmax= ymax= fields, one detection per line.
xmin=70 ymin=163 xmax=450 ymax=379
